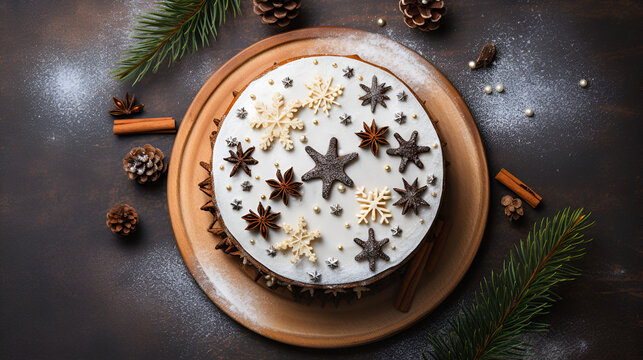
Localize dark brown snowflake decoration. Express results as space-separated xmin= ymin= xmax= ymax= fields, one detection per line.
xmin=265 ymin=167 xmax=303 ymax=205
xmin=359 ymin=75 xmax=392 ymax=113
xmin=354 ymin=228 xmax=390 ymax=271
xmin=241 ymin=202 xmax=281 ymax=240
xmin=386 ymin=130 xmax=431 ymax=172
xmin=355 ymin=120 xmax=389 ymax=156
xmin=393 ymin=177 xmax=430 ymax=215
xmin=301 ymin=137 xmax=358 ymax=199
xmin=109 ymin=92 xmax=144 ymax=116
xmin=223 ymin=143 xmax=258 ymax=176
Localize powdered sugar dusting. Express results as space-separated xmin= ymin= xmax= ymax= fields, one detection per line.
xmin=524 ymin=333 xmax=590 ymax=359
xmin=303 ymin=32 xmax=441 ymax=94
xmin=458 ymin=11 xmax=601 ymax=151
xmin=22 ymin=0 xmax=154 ymax=143
xmin=119 ymin=243 xmax=232 ymax=338
xmin=300 ymin=22 xmax=602 ymax=154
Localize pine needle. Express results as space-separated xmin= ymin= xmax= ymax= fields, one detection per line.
xmin=113 ymin=0 xmax=241 ymax=85
xmin=424 ymin=208 xmax=593 ymax=360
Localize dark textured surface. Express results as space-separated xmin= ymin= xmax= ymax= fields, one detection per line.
xmin=1 ymin=1 xmax=641 ymax=359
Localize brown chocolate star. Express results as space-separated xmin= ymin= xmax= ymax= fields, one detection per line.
xmin=355 ymin=120 xmax=389 ymax=156
xmin=354 ymin=228 xmax=390 ymax=271
xmin=223 ymin=143 xmax=258 ymax=176
xmin=301 ymin=137 xmax=358 ymax=199
xmin=359 ymin=75 xmax=392 ymax=113
xmin=386 ymin=131 xmax=431 ymax=172
xmin=393 ymin=177 xmax=430 ymax=215
xmin=265 ymin=167 xmax=303 ymax=205
xmin=241 ymin=202 xmax=281 ymax=240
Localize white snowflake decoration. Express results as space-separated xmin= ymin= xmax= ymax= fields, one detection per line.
xmin=273 ymin=217 xmax=321 ymax=264
xmin=355 ymin=186 xmax=393 ymax=224
xmin=324 ymin=288 xmax=345 ymax=297
xmin=250 ymin=93 xmax=302 ymax=151
xmin=353 ymin=286 xmax=370 ymax=299
xmin=302 ymin=76 xmax=343 ymax=116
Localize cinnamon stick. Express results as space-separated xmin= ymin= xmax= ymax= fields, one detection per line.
xmin=114 ymin=117 xmax=174 ymax=125
xmin=425 ymin=220 xmax=452 ymax=274
xmin=113 ymin=117 xmax=176 ymax=135
xmin=495 ymin=168 xmax=542 ymax=208
xmin=395 ymin=219 xmax=446 ymax=312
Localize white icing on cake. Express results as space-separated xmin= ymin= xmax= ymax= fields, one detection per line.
xmin=212 ymin=55 xmax=443 ymax=287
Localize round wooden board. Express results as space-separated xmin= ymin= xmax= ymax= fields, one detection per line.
xmin=168 ymin=27 xmax=489 ymax=348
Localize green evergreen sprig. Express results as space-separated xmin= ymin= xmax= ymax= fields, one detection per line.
xmin=424 ymin=208 xmax=593 ymax=360
xmin=113 ymin=0 xmax=241 ymax=85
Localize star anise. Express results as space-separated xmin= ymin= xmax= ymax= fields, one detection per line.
xmin=109 ymin=92 xmax=144 ymax=116
xmin=393 ymin=177 xmax=430 ymax=215
xmin=265 ymin=167 xmax=302 ymax=205
xmin=223 ymin=143 xmax=258 ymax=176
xmin=355 ymin=120 xmax=389 ymax=156
xmin=359 ymin=75 xmax=392 ymax=113
xmin=241 ymin=202 xmax=281 ymax=240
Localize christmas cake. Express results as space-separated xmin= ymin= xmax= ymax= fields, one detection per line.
xmin=208 ymin=55 xmax=444 ymax=291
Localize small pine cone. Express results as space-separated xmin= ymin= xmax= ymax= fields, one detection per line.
xmin=398 ymin=0 xmax=447 ymax=31
xmin=123 ymin=144 xmax=167 ymax=184
xmin=253 ymin=0 xmax=302 ymax=27
xmin=501 ymin=195 xmax=524 ymax=221
xmin=106 ymin=204 xmax=138 ymax=235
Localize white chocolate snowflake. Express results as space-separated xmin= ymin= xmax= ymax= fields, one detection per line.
xmin=355 ymin=186 xmax=393 ymax=224
xmin=250 ymin=93 xmax=302 ymax=150
xmin=302 ymin=76 xmax=343 ymax=116
xmin=273 ymin=217 xmax=320 ymax=264
xmin=353 ymin=286 xmax=370 ymax=299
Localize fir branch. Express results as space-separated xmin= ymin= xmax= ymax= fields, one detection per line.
xmin=424 ymin=208 xmax=593 ymax=360
xmin=113 ymin=0 xmax=241 ymax=85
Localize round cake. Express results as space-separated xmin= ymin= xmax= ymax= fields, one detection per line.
xmin=211 ymin=55 xmax=444 ymax=289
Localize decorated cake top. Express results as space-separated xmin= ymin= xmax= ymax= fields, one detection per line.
xmin=212 ymin=55 xmax=444 ymax=287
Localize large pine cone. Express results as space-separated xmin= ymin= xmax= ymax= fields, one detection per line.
xmin=106 ymin=204 xmax=138 ymax=236
xmin=253 ymin=0 xmax=302 ymax=27
xmin=123 ymin=144 xmax=167 ymax=184
xmin=399 ymin=0 xmax=447 ymax=31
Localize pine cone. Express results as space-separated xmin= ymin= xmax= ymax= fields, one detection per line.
xmin=501 ymin=195 xmax=524 ymax=221
xmin=123 ymin=144 xmax=167 ymax=184
xmin=253 ymin=0 xmax=302 ymax=27
xmin=399 ymin=0 xmax=447 ymax=31
xmin=106 ymin=204 xmax=138 ymax=235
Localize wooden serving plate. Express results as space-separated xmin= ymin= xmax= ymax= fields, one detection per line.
xmin=168 ymin=27 xmax=489 ymax=348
